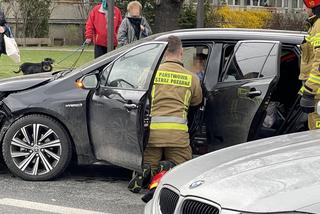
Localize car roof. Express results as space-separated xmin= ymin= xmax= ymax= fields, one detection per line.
xmin=155 ymin=28 xmax=306 ymax=45
xmin=75 ymin=28 xmax=305 ymax=75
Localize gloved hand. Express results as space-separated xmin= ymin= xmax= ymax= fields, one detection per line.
xmin=300 ymin=90 xmax=316 ymax=113
xmin=298 ymin=85 xmax=304 ymax=95
xmin=141 ymin=188 xmax=155 ymax=203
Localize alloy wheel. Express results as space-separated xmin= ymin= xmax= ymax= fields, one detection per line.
xmin=10 ymin=123 xmax=62 ymax=176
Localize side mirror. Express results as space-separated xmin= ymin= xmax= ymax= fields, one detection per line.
xmin=76 ymin=73 xmax=98 ymax=90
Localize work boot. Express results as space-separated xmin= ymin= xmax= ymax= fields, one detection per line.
xmin=141 ymin=188 xmax=156 ymax=203
xmin=141 ymin=170 xmax=168 ymax=203
xmin=128 ymin=164 xmax=151 ymax=193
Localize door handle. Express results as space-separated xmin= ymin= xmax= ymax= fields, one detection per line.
xmin=124 ymin=103 xmax=138 ymax=111
xmin=246 ymin=90 xmax=262 ymax=98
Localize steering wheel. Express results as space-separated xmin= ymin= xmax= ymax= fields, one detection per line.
xmin=109 ymin=78 xmax=136 ymax=88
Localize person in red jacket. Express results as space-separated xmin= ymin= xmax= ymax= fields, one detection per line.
xmin=85 ymin=1 xmax=122 ymax=58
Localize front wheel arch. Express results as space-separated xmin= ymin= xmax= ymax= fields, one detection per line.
xmin=0 ymin=112 xmax=78 ymax=162
xmin=2 ymin=114 xmax=73 ymax=180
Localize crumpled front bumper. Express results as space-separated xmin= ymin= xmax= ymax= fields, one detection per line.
xmin=0 ymin=101 xmax=12 ymax=139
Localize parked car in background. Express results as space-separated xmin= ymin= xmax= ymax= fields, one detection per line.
xmin=145 ymin=130 xmax=320 ymax=214
xmin=0 ymin=28 xmax=307 ymax=180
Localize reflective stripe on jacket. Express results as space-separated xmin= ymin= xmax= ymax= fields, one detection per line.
xmin=300 ymin=16 xmax=316 ymax=81
xmin=148 ymin=61 xmax=203 ymax=147
xmin=304 ymin=17 xmax=320 ymax=96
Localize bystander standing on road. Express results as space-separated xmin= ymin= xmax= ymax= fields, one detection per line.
xmin=128 ymin=36 xmax=203 ymax=196
xmin=85 ymin=0 xmax=122 ymax=58
xmin=117 ymin=1 xmax=152 ymax=47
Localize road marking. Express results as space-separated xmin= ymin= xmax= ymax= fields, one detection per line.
xmin=0 ymin=198 xmax=111 ymax=214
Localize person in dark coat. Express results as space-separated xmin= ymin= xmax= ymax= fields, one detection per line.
xmin=0 ymin=9 xmax=8 ymax=56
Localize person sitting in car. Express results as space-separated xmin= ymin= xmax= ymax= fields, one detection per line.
xmin=117 ymin=1 xmax=152 ymax=47
xmin=192 ymin=53 xmax=207 ymax=82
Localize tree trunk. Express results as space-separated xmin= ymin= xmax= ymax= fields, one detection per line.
xmin=154 ymin=0 xmax=184 ymax=33
xmin=197 ymin=0 xmax=204 ymax=28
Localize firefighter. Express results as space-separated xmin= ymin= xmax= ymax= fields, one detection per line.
xmin=300 ymin=6 xmax=315 ymax=83
xmin=300 ymin=0 xmax=320 ymax=129
xmin=128 ymin=35 xmax=203 ymax=193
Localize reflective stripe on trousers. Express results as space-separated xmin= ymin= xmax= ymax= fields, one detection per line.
xmin=150 ymin=116 xmax=188 ymax=131
xmin=151 ymin=116 xmax=187 ymax=124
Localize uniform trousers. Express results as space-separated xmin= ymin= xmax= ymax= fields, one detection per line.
xmin=143 ymin=145 xmax=192 ymax=170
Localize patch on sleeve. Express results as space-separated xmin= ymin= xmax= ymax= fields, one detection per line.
xmin=311 ymin=33 xmax=320 ymax=48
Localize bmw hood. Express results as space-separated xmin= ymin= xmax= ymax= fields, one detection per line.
xmin=0 ymin=72 xmax=52 ymax=92
xmin=161 ymin=130 xmax=320 ymax=213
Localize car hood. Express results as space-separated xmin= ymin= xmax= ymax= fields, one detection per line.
xmin=0 ymin=72 xmax=53 ymax=92
xmin=162 ymin=130 xmax=320 ymax=213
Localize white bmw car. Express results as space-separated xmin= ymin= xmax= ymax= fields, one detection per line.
xmin=145 ymin=130 xmax=320 ymax=214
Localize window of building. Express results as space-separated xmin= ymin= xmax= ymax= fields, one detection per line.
xmin=277 ymin=0 xmax=283 ymax=7
xmin=299 ymin=0 xmax=304 ymax=8
xmin=268 ymin=0 xmax=275 ymax=7
xmin=228 ymin=0 xmax=240 ymax=5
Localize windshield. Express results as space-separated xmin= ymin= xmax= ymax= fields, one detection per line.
xmin=62 ymin=33 xmax=166 ymax=76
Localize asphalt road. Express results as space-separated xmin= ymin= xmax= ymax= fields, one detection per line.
xmin=0 ymin=163 xmax=146 ymax=214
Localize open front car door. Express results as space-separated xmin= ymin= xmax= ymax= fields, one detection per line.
xmin=88 ymin=42 xmax=167 ymax=171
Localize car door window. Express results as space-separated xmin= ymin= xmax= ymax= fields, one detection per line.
xmin=222 ymin=42 xmax=275 ymax=82
xmin=222 ymin=44 xmax=235 ymax=71
xmin=183 ymin=45 xmax=209 ymax=82
xmin=103 ymin=43 xmax=165 ymax=89
xmin=260 ymin=45 xmax=279 ymax=77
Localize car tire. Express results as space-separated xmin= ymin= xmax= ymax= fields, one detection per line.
xmin=2 ymin=114 xmax=72 ymax=181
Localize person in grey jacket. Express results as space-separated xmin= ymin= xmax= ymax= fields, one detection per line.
xmin=118 ymin=1 xmax=152 ymax=47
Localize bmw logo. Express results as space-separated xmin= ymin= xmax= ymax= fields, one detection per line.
xmin=189 ymin=180 xmax=205 ymax=189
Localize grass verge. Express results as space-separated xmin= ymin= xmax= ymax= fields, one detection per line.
xmin=0 ymin=47 xmax=94 ymax=79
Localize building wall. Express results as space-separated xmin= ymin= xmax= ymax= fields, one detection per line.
xmin=49 ymin=1 xmax=89 ymax=45
xmin=2 ymin=0 xmax=89 ymax=45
